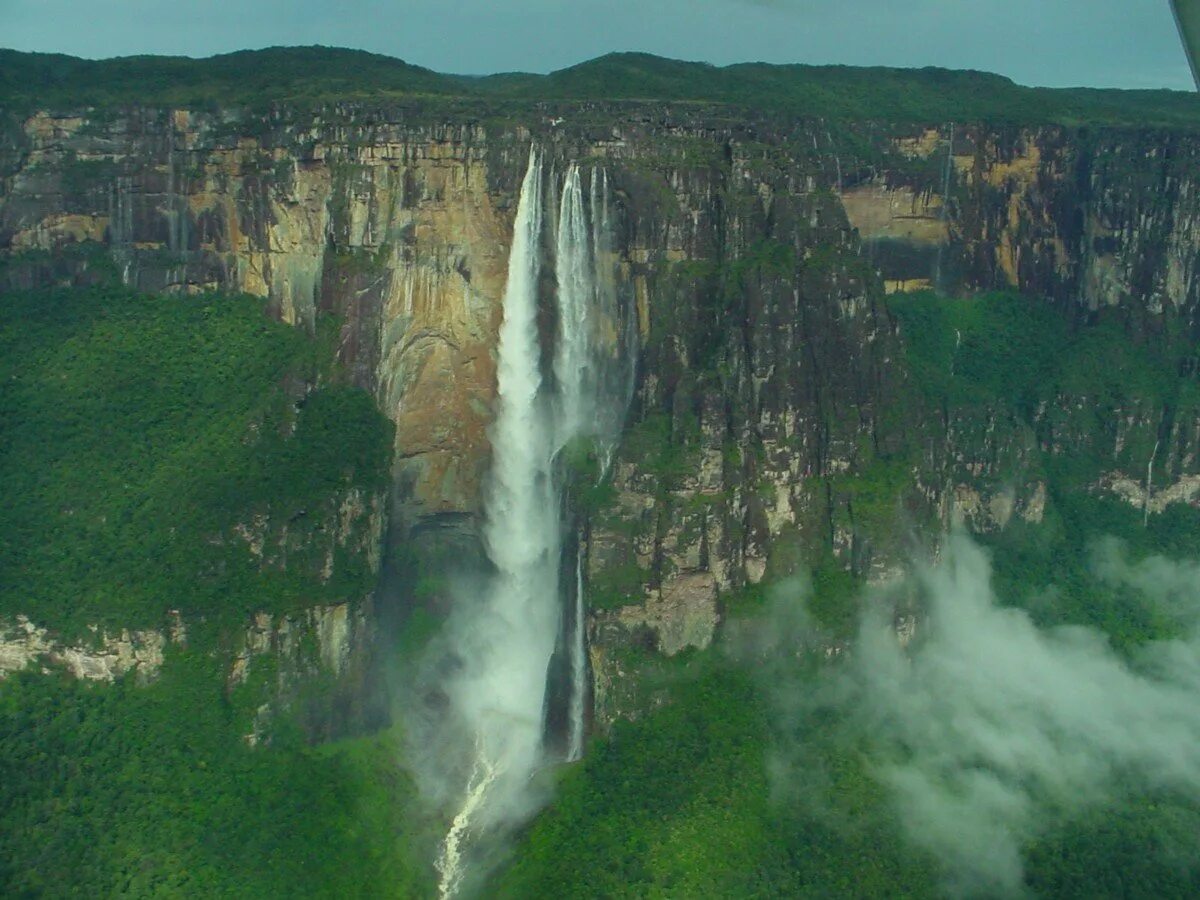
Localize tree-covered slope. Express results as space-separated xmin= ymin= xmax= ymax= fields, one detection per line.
xmin=0 ymin=665 xmax=430 ymax=897
xmin=0 ymin=46 xmax=457 ymax=109
xmin=0 ymin=282 xmax=434 ymax=897
xmin=0 ymin=283 xmax=392 ymax=633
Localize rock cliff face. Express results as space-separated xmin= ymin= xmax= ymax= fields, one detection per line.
xmin=0 ymin=614 xmax=177 ymax=682
xmin=3 ymin=104 xmax=1198 ymax=726
xmin=1 ymin=110 xmax=516 ymax=547
xmin=843 ymin=126 xmax=1200 ymax=329
xmin=0 ymin=601 xmax=373 ymax=743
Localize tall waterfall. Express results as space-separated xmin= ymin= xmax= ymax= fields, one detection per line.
xmin=435 ymin=148 xmax=554 ymax=900
xmin=433 ymin=152 xmax=636 ymax=898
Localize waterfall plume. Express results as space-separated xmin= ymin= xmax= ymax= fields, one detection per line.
xmin=435 ymin=147 xmax=554 ymax=900
xmin=430 ymin=151 xmax=635 ymax=898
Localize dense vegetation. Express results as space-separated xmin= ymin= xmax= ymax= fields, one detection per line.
xmin=888 ymin=290 xmax=1195 ymax=457
xmin=0 ymin=46 xmax=454 ymax=110
xmin=0 ymin=659 xmax=429 ymax=897
xmin=0 ymin=283 xmax=430 ymax=897
xmin=2 ymin=46 xmax=1199 ymax=126
xmin=498 ymin=663 xmax=940 ymax=898
xmin=887 ymin=289 xmax=1200 ymax=644
xmin=497 ymin=612 xmax=1200 ymax=898
xmin=0 ymin=283 xmax=392 ymax=633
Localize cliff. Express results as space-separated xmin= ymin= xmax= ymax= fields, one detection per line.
xmin=3 ymin=90 xmax=1199 ymax=726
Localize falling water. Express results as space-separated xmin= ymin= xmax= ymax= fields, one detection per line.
xmin=433 ymin=151 xmax=635 ymax=897
xmin=555 ymin=163 xmax=596 ymax=765
xmin=554 ymin=164 xmax=594 ymax=443
xmin=554 ymin=165 xmax=636 ymax=761
xmin=435 ymin=148 xmax=556 ymax=900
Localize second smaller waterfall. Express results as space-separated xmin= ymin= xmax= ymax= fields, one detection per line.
xmin=550 ymin=163 xmax=636 ymax=763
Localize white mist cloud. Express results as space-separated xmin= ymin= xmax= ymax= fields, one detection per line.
xmin=841 ymin=534 xmax=1200 ymax=895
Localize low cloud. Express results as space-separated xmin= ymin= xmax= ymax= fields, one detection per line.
xmin=758 ymin=533 xmax=1200 ymax=895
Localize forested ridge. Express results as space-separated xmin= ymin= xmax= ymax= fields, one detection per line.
xmin=2 ymin=46 xmax=1199 ymax=126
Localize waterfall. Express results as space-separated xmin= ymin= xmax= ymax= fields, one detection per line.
xmin=554 ymin=164 xmax=594 ymax=443
xmin=553 ymin=164 xmax=635 ymax=761
xmin=554 ymin=163 xmax=595 ymax=765
xmin=436 ymin=148 xmax=556 ymax=900
xmin=433 ymin=150 xmax=636 ymax=898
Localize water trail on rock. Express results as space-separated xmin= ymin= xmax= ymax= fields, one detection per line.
xmin=436 ymin=742 xmax=498 ymax=900
xmin=566 ymin=545 xmax=587 ymax=761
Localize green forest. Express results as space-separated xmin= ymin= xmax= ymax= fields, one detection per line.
xmin=0 ymin=284 xmax=429 ymax=896
xmin=0 ymin=284 xmax=392 ymax=634
xmin=0 ymin=664 xmax=428 ymax=897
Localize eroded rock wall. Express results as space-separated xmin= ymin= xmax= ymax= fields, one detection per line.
xmin=844 ymin=125 xmax=1200 ymax=334
xmin=3 ymin=104 xmax=1198 ymax=728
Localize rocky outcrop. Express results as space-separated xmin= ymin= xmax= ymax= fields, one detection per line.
xmin=843 ymin=125 xmax=1200 ymax=334
xmin=226 ymin=599 xmax=378 ymax=745
xmin=0 ymin=599 xmax=376 ymax=743
xmin=0 ymin=614 xmax=179 ymax=683
xmin=7 ymin=111 xmax=1194 ymax=534
xmin=227 ymin=601 xmax=369 ymax=690
xmin=233 ymin=485 xmax=387 ymax=581
xmin=0 ymin=110 xmax=520 ymax=550
xmin=1100 ymin=471 xmax=1200 ymax=514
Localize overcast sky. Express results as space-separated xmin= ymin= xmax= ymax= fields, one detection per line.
xmin=2 ymin=0 xmax=1193 ymax=90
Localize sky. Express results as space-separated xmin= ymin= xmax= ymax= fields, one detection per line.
xmin=1 ymin=0 xmax=1194 ymax=90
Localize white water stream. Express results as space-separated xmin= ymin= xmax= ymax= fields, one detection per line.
xmin=435 ymin=148 xmax=553 ymax=899
xmin=434 ymin=152 xmax=635 ymax=898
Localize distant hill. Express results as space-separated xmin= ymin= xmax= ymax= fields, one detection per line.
xmin=2 ymin=45 xmax=1199 ymax=126
xmin=0 ymin=46 xmax=459 ymax=109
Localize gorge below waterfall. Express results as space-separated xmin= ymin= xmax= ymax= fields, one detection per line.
xmin=432 ymin=149 xmax=636 ymax=898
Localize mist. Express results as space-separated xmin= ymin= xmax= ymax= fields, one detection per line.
xmin=755 ymin=533 xmax=1200 ymax=896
